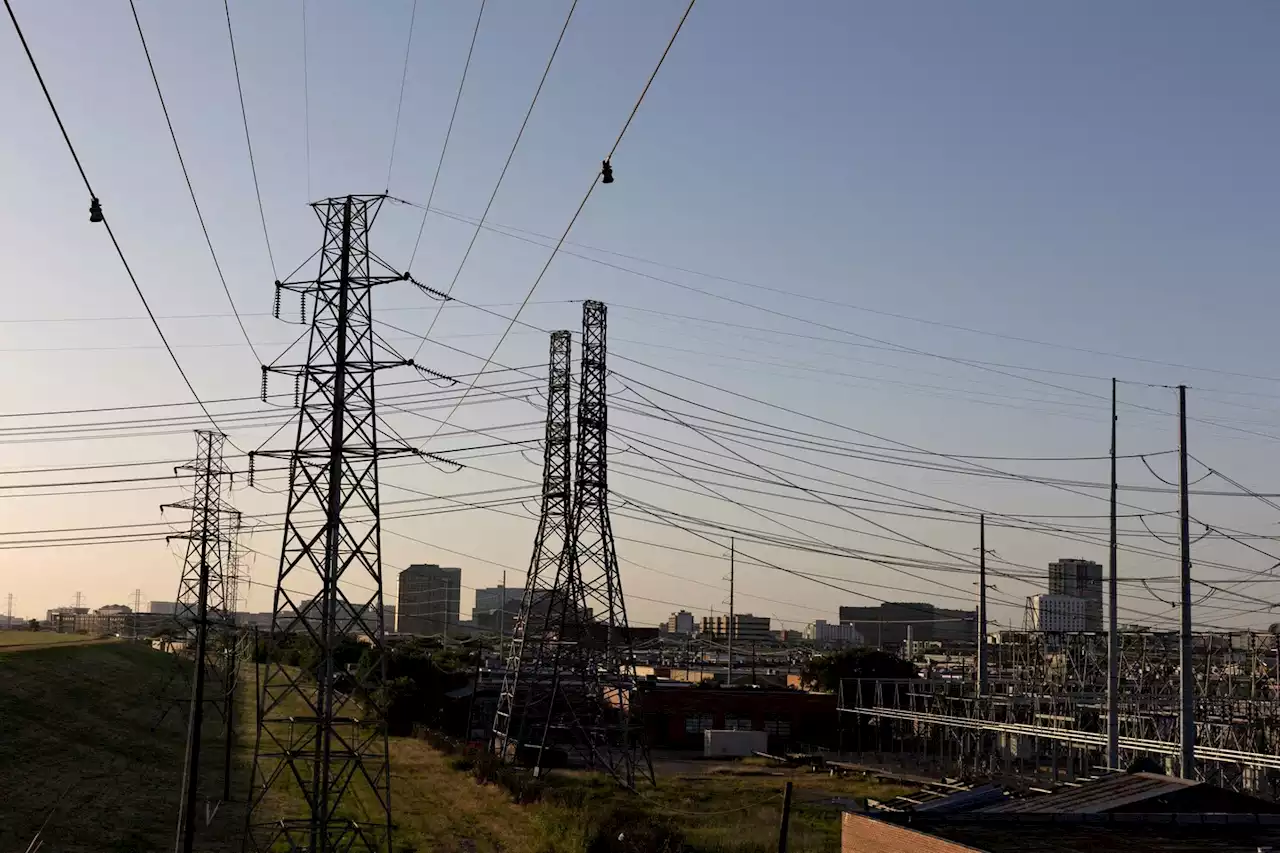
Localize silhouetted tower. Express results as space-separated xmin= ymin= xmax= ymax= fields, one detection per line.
xmin=245 ymin=194 xmax=422 ymax=853
xmin=163 ymin=429 xmax=240 ymax=853
xmin=492 ymin=330 xmax=574 ymax=763
xmin=559 ymin=300 xmax=650 ymax=787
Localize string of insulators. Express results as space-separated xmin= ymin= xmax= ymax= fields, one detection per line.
xmin=260 ymin=367 xmax=268 ymax=402
xmin=272 ymin=283 xmax=282 ymax=319
xmin=247 ymin=453 xmax=255 ymax=487
xmin=300 ymin=292 xmax=307 ymax=325
xmin=293 ymin=374 xmax=300 ymax=407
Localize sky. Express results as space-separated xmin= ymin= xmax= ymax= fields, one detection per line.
xmin=1 ymin=0 xmax=1278 ymax=634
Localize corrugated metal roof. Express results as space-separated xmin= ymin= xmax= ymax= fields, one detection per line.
xmin=981 ymin=773 xmax=1197 ymax=814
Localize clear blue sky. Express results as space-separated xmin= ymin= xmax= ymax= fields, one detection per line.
xmin=1 ymin=0 xmax=1278 ymax=632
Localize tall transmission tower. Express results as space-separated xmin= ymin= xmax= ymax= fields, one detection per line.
xmin=245 ymin=194 xmax=422 ymax=853
xmin=495 ymin=304 xmax=650 ymax=787
xmin=162 ymin=429 xmax=240 ymax=853
xmin=492 ymin=330 xmax=574 ymax=765
xmin=562 ymin=299 xmax=651 ymax=787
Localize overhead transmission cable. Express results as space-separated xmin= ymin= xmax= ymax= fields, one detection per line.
xmin=384 ymin=0 xmax=419 ymax=191
xmin=407 ymin=0 xmax=580 ymax=361
xmin=406 ymin=0 xmax=487 ymax=267
xmin=223 ymin=0 xmax=277 ymax=279
xmin=414 ymin=0 xmax=698 ymax=450
xmin=4 ymin=0 xmax=225 ymax=434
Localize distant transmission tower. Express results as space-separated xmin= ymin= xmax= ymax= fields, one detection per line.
xmin=492 ymin=330 xmax=574 ymax=765
xmin=561 ymin=300 xmax=651 ymax=787
xmin=162 ymin=429 xmax=241 ymax=853
xmin=495 ymin=303 xmax=651 ymax=787
xmin=245 ymin=194 xmax=424 ymax=853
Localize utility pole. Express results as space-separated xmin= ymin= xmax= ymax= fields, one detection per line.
xmin=246 ymin=195 xmax=426 ymax=853
xmin=977 ymin=514 xmax=988 ymax=695
xmin=74 ymin=591 xmax=83 ymax=610
xmin=728 ymin=537 xmax=735 ymax=688
xmin=1178 ymin=384 xmax=1195 ymax=780
xmin=1107 ymin=378 xmax=1120 ymax=770
xmin=5 ymin=593 xmax=11 ymax=630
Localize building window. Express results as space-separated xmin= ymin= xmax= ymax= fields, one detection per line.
xmin=724 ymin=714 xmax=753 ymax=731
xmin=684 ymin=714 xmax=714 ymax=734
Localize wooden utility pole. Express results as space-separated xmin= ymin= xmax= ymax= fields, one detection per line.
xmin=777 ymin=781 xmax=793 ymax=853
xmin=978 ymin=514 xmax=988 ymax=695
xmin=727 ymin=537 xmax=735 ymax=687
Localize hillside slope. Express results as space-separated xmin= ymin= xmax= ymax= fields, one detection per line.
xmin=0 ymin=641 xmax=241 ymax=853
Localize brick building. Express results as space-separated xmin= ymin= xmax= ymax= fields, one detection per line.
xmin=639 ymin=684 xmax=836 ymax=752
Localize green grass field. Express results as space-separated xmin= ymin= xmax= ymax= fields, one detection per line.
xmin=0 ymin=641 xmax=242 ymax=853
xmin=0 ymin=630 xmax=114 ymax=650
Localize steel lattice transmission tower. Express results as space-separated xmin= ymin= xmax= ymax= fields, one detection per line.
xmin=492 ymin=330 xmax=574 ymax=765
xmin=245 ymin=194 xmax=420 ymax=853
xmin=494 ymin=303 xmax=651 ymax=787
xmin=163 ymin=429 xmax=242 ymax=853
xmin=563 ymin=300 xmax=651 ymax=787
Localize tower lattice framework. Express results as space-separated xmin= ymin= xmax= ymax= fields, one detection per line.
xmin=496 ymin=302 xmax=651 ymax=787
xmin=492 ymin=330 xmax=574 ymax=764
xmin=245 ymin=194 xmax=418 ymax=853
xmin=162 ymin=429 xmax=242 ymax=852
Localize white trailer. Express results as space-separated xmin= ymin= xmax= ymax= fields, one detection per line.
xmin=704 ymin=728 xmax=769 ymax=758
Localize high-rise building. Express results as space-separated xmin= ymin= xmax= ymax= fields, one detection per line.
xmin=1029 ymin=594 xmax=1086 ymax=633
xmin=471 ymin=585 xmax=522 ymax=637
xmin=397 ymin=564 xmax=461 ymax=635
xmin=699 ymin=613 xmax=771 ymax=644
xmin=666 ymin=610 xmax=695 ymax=636
xmin=1048 ymin=558 xmax=1103 ymax=631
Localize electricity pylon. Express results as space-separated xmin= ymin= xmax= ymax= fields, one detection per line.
xmin=245 ymin=194 xmax=422 ymax=853
xmin=496 ymin=303 xmax=651 ymax=788
xmin=492 ymin=330 xmax=574 ymax=765
xmin=163 ymin=429 xmax=241 ymax=853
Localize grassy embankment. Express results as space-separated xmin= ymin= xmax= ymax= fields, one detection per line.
xmin=0 ymin=643 xmax=907 ymax=852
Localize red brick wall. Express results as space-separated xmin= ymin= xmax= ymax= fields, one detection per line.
xmin=841 ymin=813 xmax=981 ymax=853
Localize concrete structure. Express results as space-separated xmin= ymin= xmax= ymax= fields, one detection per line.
xmin=839 ymin=602 xmax=974 ymax=648
xmin=1049 ymin=557 xmax=1103 ymax=631
xmin=397 ymin=564 xmax=461 ymax=635
xmin=471 ymin=586 xmax=521 ymax=637
xmin=807 ymin=619 xmax=863 ymax=647
xmin=1029 ymin=594 xmax=1086 ymax=633
xmin=666 ymin=610 xmax=695 ymax=636
xmin=149 ymin=601 xmax=178 ymax=615
xmin=704 ymin=729 xmax=768 ymax=757
xmin=699 ymin=613 xmax=771 ymax=644
xmin=46 ymin=606 xmax=91 ymax=633
xmin=640 ymin=684 xmax=836 ymax=752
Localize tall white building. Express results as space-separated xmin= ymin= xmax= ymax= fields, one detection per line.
xmin=1048 ymin=558 xmax=1103 ymax=631
xmin=1029 ymin=594 xmax=1086 ymax=633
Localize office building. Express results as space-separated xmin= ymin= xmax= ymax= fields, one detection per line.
xmin=1049 ymin=557 xmax=1103 ymax=631
xmin=666 ymin=610 xmax=695 ymax=636
xmin=397 ymin=564 xmax=461 ymax=635
xmin=1029 ymin=594 xmax=1086 ymax=633
xmin=149 ymin=601 xmax=178 ymax=615
xmin=806 ymin=619 xmax=863 ymax=648
xmin=838 ymin=602 xmax=976 ymax=648
xmin=471 ymin=585 xmax=522 ymax=638
xmin=46 ymin=606 xmax=91 ymax=633
xmin=699 ymin=613 xmax=772 ymax=644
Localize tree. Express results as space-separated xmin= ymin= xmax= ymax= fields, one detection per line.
xmin=27 ymin=619 xmax=39 ymax=632
xmin=801 ymin=648 xmax=917 ymax=693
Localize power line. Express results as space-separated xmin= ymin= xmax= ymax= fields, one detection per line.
xmin=407 ymin=0 xmax=580 ymax=361
xmin=4 ymin=0 xmax=224 ymax=434
xmin=384 ymin=0 xmax=418 ymax=192
xmin=406 ymin=0 xmax=487 ymax=268
xmin=415 ymin=0 xmax=698 ymax=449
xmin=223 ymin=0 xmax=277 ymax=279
